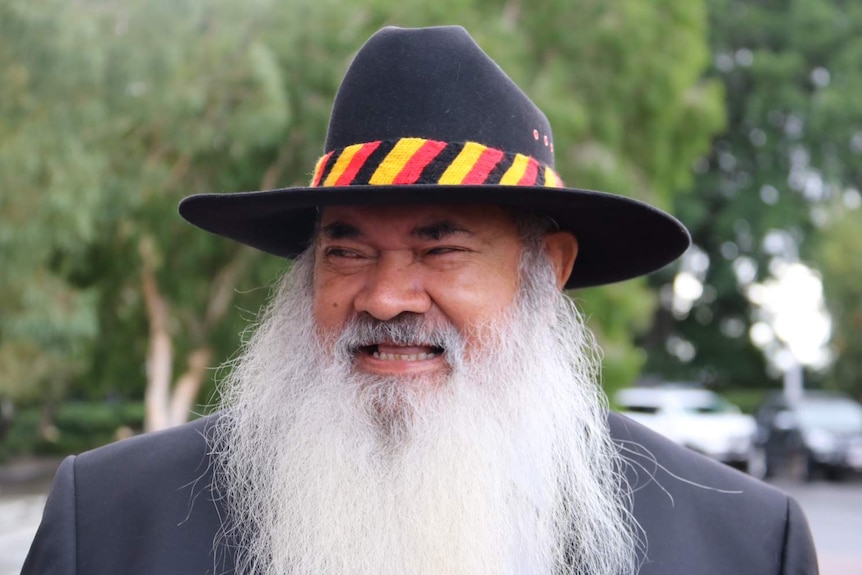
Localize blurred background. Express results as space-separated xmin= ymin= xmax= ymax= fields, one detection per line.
xmin=1 ymin=0 xmax=861 ymax=572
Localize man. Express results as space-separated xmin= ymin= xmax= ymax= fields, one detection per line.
xmin=24 ymin=25 xmax=817 ymax=575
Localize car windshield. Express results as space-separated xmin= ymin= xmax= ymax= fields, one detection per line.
xmin=624 ymin=405 xmax=659 ymax=414
xmin=679 ymin=396 xmax=739 ymax=414
xmin=616 ymin=389 xmax=742 ymax=415
xmin=797 ymin=400 xmax=862 ymax=433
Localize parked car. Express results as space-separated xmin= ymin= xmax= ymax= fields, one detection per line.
xmin=754 ymin=391 xmax=862 ymax=481
xmin=614 ymin=386 xmax=757 ymax=472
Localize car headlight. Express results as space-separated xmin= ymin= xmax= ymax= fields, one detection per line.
xmin=804 ymin=428 xmax=838 ymax=454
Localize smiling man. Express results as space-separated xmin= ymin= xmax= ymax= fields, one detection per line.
xmin=25 ymin=26 xmax=817 ymax=575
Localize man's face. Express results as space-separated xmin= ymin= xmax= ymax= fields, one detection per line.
xmin=312 ymin=204 xmax=524 ymax=378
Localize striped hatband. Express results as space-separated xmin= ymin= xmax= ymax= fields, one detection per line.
xmin=311 ymin=138 xmax=564 ymax=188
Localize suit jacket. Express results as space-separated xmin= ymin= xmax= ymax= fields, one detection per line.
xmin=22 ymin=412 xmax=818 ymax=574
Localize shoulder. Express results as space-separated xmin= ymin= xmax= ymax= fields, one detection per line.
xmin=609 ymin=410 xmax=778 ymax=496
xmin=75 ymin=412 xmax=217 ymax=472
xmin=608 ymin=412 xmax=818 ymax=575
xmin=49 ymin=414 xmax=230 ymax=574
xmin=70 ymin=412 xmax=223 ymax=534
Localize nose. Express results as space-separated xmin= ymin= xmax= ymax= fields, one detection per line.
xmin=353 ymin=251 xmax=432 ymax=321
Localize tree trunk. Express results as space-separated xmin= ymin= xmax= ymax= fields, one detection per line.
xmin=140 ymin=238 xmax=173 ymax=432
xmin=168 ymin=347 xmax=211 ymax=427
xmin=140 ymin=238 xmax=255 ymax=432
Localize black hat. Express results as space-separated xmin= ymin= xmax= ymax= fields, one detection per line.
xmin=179 ymin=25 xmax=689 ymax=288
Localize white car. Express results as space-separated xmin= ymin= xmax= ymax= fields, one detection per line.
xmin=614 ymin=386 xmax=758 ymax=472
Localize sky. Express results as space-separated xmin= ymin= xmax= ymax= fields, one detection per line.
xmin=747 ymin=260 xmax=832 ymax=370
xmin=671 ymin=249 xmax=832 ymax=375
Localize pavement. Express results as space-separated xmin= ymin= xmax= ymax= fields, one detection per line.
xmin=0 ymin=457 xmax=61 ymax=575
xmin=0 ymin=495 xmax=46 ymax=575
xmin=774 ymin=478 xmax=862 ymax=575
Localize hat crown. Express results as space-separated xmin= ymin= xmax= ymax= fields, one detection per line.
xmin=179 ymin=26 xmax=690 ymax=289
xmin=324 ymin=26 xmax=555 ymax=168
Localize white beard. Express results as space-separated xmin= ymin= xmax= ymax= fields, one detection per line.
xmin=211 ymin=249 xmax=639 ymax=575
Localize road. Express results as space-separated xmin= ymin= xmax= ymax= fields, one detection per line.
xmin=773 ymin=478 xmax=862 ymax=575
xmin=2 ymin=477 xmax=861 ymax=574
xmin=0 ymin=493 xmax=45 ymax=575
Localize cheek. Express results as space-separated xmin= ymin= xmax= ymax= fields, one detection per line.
xmin=428 ymin=267 xmax=520 ymax=333
xmin=313 ymin=299 xmax=343 ymax=325
xmin=312 ymin=276 xmax=351 ymax=332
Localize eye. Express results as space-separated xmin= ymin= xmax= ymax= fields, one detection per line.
xmin=425 ymin=246 xmax=461 ymax=256
xmin=324 ymin=247 xmax=364 ymax=259
xmin=424 ymin=245 xmax=472 ymax=257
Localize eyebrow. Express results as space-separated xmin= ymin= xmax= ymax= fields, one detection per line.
xmin=320 ymin=221 xmax=362 ymax=239
xmin=320 ymin=219 xmax=474 ymax=241
xmin=411 ymin=220 xmax=474 ymax=240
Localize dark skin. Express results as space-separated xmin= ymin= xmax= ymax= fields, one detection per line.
xmin=312 ymin=203 xmax=578 ymax=376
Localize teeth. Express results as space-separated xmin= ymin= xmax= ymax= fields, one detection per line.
xmin=372 ymin=351 xmax=440 ymax=361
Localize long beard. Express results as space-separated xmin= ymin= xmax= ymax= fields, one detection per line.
xmin=211 ymin=250 xmax=639 ymax=575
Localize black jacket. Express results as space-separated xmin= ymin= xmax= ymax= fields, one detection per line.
xmin=23 ymin=412 xmax=818 ymax=574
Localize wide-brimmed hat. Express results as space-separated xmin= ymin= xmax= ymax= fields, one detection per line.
xmin=179 ymin=25 xmax=689 ymax=288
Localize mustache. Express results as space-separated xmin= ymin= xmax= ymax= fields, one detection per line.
xmin=334 ymin=313 xmax=465 ymax=354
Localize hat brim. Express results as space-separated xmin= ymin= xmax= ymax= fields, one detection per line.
xmin=178 ymin=184 xmax=689 ymax=289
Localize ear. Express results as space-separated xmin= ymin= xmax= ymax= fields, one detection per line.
xmin=542 ymin=231 xmax=579 ymax=290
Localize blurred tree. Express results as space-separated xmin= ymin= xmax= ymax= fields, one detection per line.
xmin=0 ymin=0 xmax=103 ymax=438
xmin=1 ymin=0 xmax=292 ymax=431
xmin=817 ymin=200 xmax=862 ymax=399
xmin=640 ymin=0 xmax=862 ymax=390
xmin=2 ymin=0 xmax=721 ymax=439
xmin=64 ymin=0 xmax=295 ymax=431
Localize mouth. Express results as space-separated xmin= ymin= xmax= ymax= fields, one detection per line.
xmin=351 ymin=342 xmax=449 ymax=376
xmin=358 ymin=343 xmax=445 ymax=362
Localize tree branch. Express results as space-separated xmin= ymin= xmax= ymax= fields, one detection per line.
xmin=204 ymin=246 xmax=258 ymax=330
xmin=168 ymin=347 xmax=212 ymax=426
xmin=140 ymin=237 xmax=173 ymax=432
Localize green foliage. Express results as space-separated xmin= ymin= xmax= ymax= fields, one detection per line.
xmin=0 ymin=0 xmax=105 ymax=404
xmin=0 ymin=402 xmax=145 ymax=460
xmin=719 ymin=387 xmax=771 ymax=415
xmin=817 ymin=204 xmax=862 ymax=399
xmin=642 ymin=0 xmax=862 ymax=389
xmin=2 ymin=0 xmax=293 ymax=408
xmin=576 ymin=281 xmax=658 ymax=395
